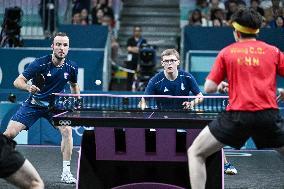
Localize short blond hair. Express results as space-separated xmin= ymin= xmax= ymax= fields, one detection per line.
xmin=161 ymin=49 xmax=179 ymax=60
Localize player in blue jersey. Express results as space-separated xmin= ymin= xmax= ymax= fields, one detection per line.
xmin=3 ymin=32 xmax=80 ymax=184
xmin=140 ymin=49 xmax=202 ymax=110
xmin=141 ymin=48 xmax=237 ymax=175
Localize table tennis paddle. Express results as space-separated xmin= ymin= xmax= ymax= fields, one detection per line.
xmin=73 ymin=97 xmax=83 ymax=110
xmin=32 ymin=73 xmax=45 ymax=90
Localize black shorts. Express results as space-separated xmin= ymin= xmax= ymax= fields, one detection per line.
xmin=209 ymin=109 xmax=284 ymax=149
xmin=0 ymin=134 xmax=25 ymax=178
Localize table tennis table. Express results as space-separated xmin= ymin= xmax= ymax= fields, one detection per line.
xmin=53 ymin=110 xmax=218 ymax=128
xmin=53 ymin=110 xmax=223 ymax=189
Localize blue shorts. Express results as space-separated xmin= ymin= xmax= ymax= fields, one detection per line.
xmin=11 ymin=102 xmax=53 ymax=130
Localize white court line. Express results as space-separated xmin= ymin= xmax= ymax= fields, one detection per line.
xmin=148 ymin=112 xmax=155 ymax=118
xmin=225 ymin=152 xmax=252 ymax=157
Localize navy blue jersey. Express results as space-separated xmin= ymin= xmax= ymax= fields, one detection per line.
xmin=22 ymin=55 xmax=78 ymax=102
xmin=144 ymin=70 xmax=201 ymax=109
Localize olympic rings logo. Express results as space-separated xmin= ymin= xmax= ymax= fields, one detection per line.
xmin=59 ymin=120 xmax=72 ymax=126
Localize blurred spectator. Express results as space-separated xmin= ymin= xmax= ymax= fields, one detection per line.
xmin=212 ymin=18 xmax=223 ymax=26
xmin=264 ymin=0 xmax=284 ymax=23
xmin=0 ymin=7 xmax=23 ymax=47
xmin=97 ymin=0 xmax=114 ymax=19
xmin=238 ymin=1 xmax=247 ymax=9
xmin=72 ymin=0 xmax=90 ymax=16
xmin=80 ymin=8 xmax=89 ymax=25
xmin=209 ymin=8 xmax=227 ymax=26
xmin=209 ymin=0 xmax=225 ymax=10
xmin=226 ymin=0 xmax=239 ymax=21
xmin=268 ymin=15 xmax=284 ymax=27
xmin=91 ymin=0 xmax=114 ymax=25
xmin=39 ymin=0 xmax=57 ymax=37
xmin=188 ymin=9 xmax=207 ymax=26
xmin=196 ymin=0 xmax=210 ymax=19
xmin=224 ymin=0 xmax=246 ymax=9
xmin=126 ymin=26 xmax=147 ymax=91
xmin=93 ymin=8 xmax=104 ymax=25
xmin=102 ymin=14 xmax=113 ymax=31
xmin=250 ymin=0 xmax=265 ymax=16
xmin=274 ymin=15 xmax=284 ymax=27
xmin=72 ymin=12 xmax=82 ymax=24
xmin=102 ymin=14 xmax=120 ymax=62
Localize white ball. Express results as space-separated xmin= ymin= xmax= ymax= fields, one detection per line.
xmin=95 ymin=80 xmax=102 ymax=85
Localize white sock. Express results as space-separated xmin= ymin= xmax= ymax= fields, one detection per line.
xmin=63 ymin=160 xmax=71 ymax=173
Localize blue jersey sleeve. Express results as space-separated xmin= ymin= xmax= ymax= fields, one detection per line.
xmin=187 ymin=74 xmax=201 ymax=95
xmin=22 ymin=59 xmax=42 ymax=80
xmin=144 ymin=79 xmax=155 ymax=95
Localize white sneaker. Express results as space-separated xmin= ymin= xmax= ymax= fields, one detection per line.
xmin=61 ymin=171 xmax=77 ymax=184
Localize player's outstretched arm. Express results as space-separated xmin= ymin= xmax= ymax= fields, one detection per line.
xmin=204 ymin=79 xmax=218 ymax=93
xmin=138 ymin=97 xmax=148 ymax=110
xmin=205 ymin=79 xmax=229 ymax=94
xmin=14 ymin=74 xmax=40 ymax=94
xmin=69 ymin=82 xmax=81 ymax=109
xmin=183 ymin=93 xmax=204 ymax=109
xmin=69 ymin=82 xmax=80 ymax=94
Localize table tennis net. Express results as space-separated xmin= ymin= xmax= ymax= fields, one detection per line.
xmin=52 ymin=94 xmax=228 ymax=113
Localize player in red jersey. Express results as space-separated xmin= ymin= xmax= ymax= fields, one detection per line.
xmin=187 ymin=8 xmax=284 ymax=189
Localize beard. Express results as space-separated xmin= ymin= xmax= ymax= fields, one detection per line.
xmin=54 ymin=52 xmax=66 ymax=60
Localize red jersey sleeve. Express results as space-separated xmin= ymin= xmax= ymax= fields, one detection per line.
xmin=276 ymin=48 xmax=284 ymax=77
xmin=207 ymin=50 xmax=226 ymax=84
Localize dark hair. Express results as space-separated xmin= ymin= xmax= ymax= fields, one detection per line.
xmin=133 ymin=25 xmax=142 ymax=31
xmin=189 ymin=9 xmax=202 ymax=23
xmin=250 ymin=0 xmax=260 ymax=4
xmin=52 ymin=32 xmax=68 ymax=42
xmin=275 ymin=15 xmax=284 ymax=27
xmin=210 ymin=8 xmax=224 ymax=20
xmin=230 ymin=8 xmax=262 ymax=38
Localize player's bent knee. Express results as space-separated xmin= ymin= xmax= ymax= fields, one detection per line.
xmin=187 ymin=145 xmax=207 ymax=160
xmin=4 ymin=121 xmax=25 ymax=139
xmin=30 ymin=178 xmax=44 ymax=189
xmin=6 ymin=159 xmax=44 ymax=189
xmin=3 ymin=129 xmax=18 ymax=139
xmin=187 ymin=146 xmax=198 ymax=159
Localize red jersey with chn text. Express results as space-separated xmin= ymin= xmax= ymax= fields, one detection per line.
xmin=207 ymin=40 xmax=284 ymax=111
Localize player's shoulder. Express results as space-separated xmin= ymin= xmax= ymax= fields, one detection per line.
xmin=149 ymin=71 xmax=165 ymax=85
xmin=179 ymin=70 xmax=194 ymax=79
xmin=257 ymin=41 xmax=281 ymax=53
xmin=65 ymin=59 xmax=78 ymax=70
xmin=32 ymin=54 xmax=52 ymax=67
xmin=34 ymin=54 xmax=50 ymax=63
xmin=220 ymin=42 xmax=237 ymax=54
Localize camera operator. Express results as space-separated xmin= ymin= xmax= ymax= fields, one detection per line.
xmin=126 ymin=26 xmax=147 ymax=91
xmin=0 ymin=7 xmax=23 ymax=47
